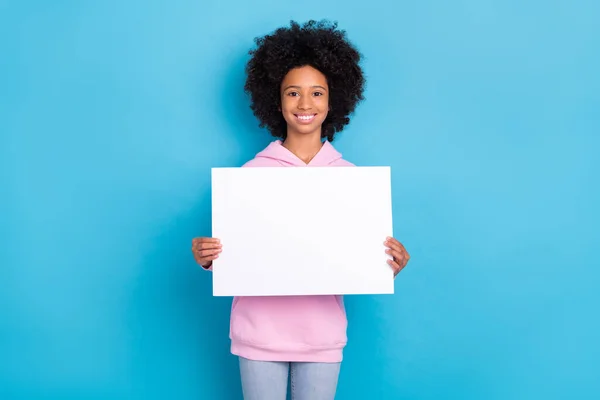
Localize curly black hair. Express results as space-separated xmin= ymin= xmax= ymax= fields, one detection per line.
xmin=244 ymin=20 xmax=366 ymax=142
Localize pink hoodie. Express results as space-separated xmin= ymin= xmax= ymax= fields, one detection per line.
xmin=210 ymin=140 xmax=354 ymax=362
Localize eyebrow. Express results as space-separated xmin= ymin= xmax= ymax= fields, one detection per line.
xmin=283 ymin=85 xmax=328 ymax=91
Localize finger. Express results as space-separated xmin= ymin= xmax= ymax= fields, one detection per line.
xmin=387 ymin=258 xmax=403 ymax=276
xmin=192 ymin=238 xmax=221 ymax=247
xmin=198 ymin=253 xmax=219 ymax=263
xmin=196 ymin=248 xmax=222 ymax=258
xmin=194 ymin=242 xmax=223 ymax=253
xmin=386 ymin=248 xmax=406 ymax=263
xmin=385 ymin=240 xmax=409 ymax=261
xmin=195 ymin=250 xmax=220 ymax=262
xmin=192 ymin=239 xmax=222 ymax=250
xmin=200 ymin=241 xmax=222 ymax=249
xmin=196 ymin=254 xmax=219 ymax=268
xmin=192 ymin=239 xmax=220 ymax=250
xmin=384 ymin=237 xmax=405 ymax=253
xmin=387 ymin=250 xmax=408 ymax=271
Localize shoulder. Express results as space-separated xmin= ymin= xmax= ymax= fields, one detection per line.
xmin=330 ymin=158 xmax=356 ymax=167
xmin=322 ymin=141 xmax=356 ymax=167
xmin=338 ymin=159 xmax=356 ymax=167
xmin=241 ymin=158 xmax=281 ymax=168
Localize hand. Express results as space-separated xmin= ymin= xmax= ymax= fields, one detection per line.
xmin=384 ymin=236 xmax=410 ymax=277
xmin=191 ymin=237 xmax=222 ymax=268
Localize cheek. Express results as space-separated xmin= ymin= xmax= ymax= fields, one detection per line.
xmin=317 ymin=96 xmax=330 ymax=111
xmin=280 ymin=97 xmax=293 ymax=113
xmin=279 ymin=99 xmax=295 ymax=124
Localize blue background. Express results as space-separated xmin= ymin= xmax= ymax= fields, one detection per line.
xmin=1 ymin=0 xmax=599 ymax=399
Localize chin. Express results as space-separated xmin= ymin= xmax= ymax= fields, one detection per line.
xmin=295 ymin=125 xmax=321 ymax=135
xmin=286 ymin=117 xmax=327 ymax=136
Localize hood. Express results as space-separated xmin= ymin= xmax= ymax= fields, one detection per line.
xmin=253 ymin=140 xmax=344 ymax=167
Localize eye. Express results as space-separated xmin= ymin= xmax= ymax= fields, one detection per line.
xmin=287 ymin=91 xmax=299 ymax=97
xmin=313 ymin=91 xmax=323 ymax=96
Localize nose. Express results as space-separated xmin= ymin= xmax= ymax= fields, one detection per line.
xmin=297 ymin=94 xmax=312 ymax=110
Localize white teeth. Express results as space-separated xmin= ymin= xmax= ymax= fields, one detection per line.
xmin=297 ymin=115 xmax=315 ymax=121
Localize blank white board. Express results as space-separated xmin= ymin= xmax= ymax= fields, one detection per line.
xmin=211 ymin=166 xmax=394 ymax=296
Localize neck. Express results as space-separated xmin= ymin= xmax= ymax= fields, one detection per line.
xmin=282 ymin=131 xmax=323 ymax=164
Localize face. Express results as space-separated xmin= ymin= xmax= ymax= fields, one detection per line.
xmin=280 ymin=65 xmax=329 ymax=138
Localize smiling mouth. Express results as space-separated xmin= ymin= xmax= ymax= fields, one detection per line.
xmin=295 ymin=114 xmax=317 ymax=123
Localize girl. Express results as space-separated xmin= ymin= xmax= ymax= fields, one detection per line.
xmin=192 ymin=20 xmax=410 ymax=400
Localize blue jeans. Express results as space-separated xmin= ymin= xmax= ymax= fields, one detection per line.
xmin=238 ymin=357 xmax=341 ymax=400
